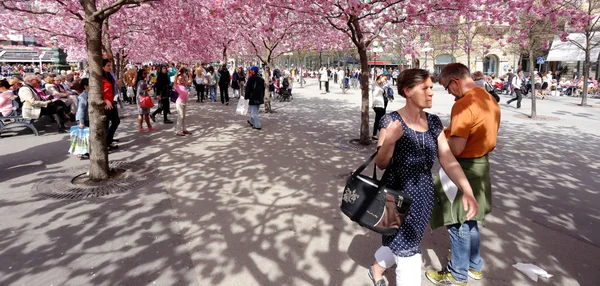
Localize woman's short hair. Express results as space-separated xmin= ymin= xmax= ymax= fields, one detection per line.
xmin=396 ymin=69 xmax=431 ymax=98
xmin=0 ymin=79 xmax=10 ymax=89
xmin=472 ymin=71 xmax=484 ymax=81
xmin=44 ymin=76 xmax=55 ymax=83
xmin=376 ymin=74 xmax=386 ymax=81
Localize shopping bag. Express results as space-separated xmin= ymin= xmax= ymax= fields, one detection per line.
xmin=68 ymin=126 xmax=90 ymax=155
xmin=170 ymin=90 xmax=178 ymax=103
xmin=236 ymin=98 xmax=249 ymax=115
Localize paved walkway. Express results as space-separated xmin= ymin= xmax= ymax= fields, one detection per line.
xmin=0 ymin=79 xmax=599 ymax=285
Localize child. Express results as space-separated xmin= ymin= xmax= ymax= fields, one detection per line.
xmin=173 ymin=69 xmax=193 ymax=136
xmin=136 ymin=69 xmax=158 ymax=132
xmin=71 ymin=78 xmax=90 ymax=160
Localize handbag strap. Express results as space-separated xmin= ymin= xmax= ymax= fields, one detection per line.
xmin=351 ymin=151 xmax=378 ymax=178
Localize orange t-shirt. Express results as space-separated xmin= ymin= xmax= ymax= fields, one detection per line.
xmin=445 ymin=87 xmax=501 ymax=158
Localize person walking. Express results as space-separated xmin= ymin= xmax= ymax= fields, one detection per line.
xmin=319 ymin=67 xmax=328 ymax=94
xmin=507 ymin=70 xmax=524 ymax=108
xmin=237 ymin=67 xmax=246 ymax=98
xmin=206 ymin=66 xmax=217 ymax=102
xmin=245 ymin=66 xmax=265 ymax=130
xmin=194 ymin=65 xmax=206 ymax=102
xmin=370 ymin=74 xmax=388 ymax=140
xmin=173 ymin=69 xmax=193 ymax=136
xmin=151 ymin=65 xmax=174 ymax=124
xmin=426 ymin=63 xmax=500 ymax=286
xmin=218 ymin=64 xmax=231 ymax=105
xmin=123 ymin=66 xmax=137 ymax=104
xmin=367 ymin=68 xmax=478 ymax=286
xmin=136 ymin=69 xmax=158 ymax=132
xmin=74 ymin=78 xmax=90 ymax=159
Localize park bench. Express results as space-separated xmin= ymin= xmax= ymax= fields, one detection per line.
xmin=0 ymin=99 xmax=39 ymax=136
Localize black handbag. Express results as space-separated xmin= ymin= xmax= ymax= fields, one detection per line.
xmin=340 ymin=151 xmax=412 ymax=236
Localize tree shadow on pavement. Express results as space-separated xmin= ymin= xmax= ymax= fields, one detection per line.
xmin=0 ymin=79 xmax=599 ymax=285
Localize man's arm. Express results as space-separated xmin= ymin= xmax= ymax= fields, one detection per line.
xmin=448 ymin=136 xmax=467 ymax=156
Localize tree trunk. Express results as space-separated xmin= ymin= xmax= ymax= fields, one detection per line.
xmin=358 ymin=46 xmax=370 ymax=145
xmin=84 ymin=18 xmax=110 ymax=180
xmin=529 ymin=53 xmax=537 ymax=119
xmin=222 ymin=46 xmax=228 ymax=64
xmin=467 ymin=49 xmax=471 ymax=70
xmin=582 ymin=43 xmax=590 ymax=106
xmin=264 ymin=65 xmax=272 ymax=113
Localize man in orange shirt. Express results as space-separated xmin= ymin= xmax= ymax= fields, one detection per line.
xmin=426 ymin=63 xmax=501 ymax=286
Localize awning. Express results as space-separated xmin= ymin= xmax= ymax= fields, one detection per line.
xmin=368 ymin=61 xmax=393 ymax=65
xmin=547 ymin=33 xmax=600 ymax=62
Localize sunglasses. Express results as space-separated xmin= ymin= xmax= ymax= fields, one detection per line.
xmin=444 ymin=78 xmax=457 ymax=91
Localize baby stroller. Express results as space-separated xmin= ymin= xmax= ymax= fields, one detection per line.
xmin=279 ymin=77 xmax=293 ymax=102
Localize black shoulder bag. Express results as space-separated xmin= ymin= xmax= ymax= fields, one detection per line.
xmin=340 ymin=151 xmax=412 ymax=236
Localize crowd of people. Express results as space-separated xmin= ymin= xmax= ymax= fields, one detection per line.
xmin=1 ymin=63 xmax=50 ymax=77
xmin=0 ymin=59 xmax=272 ymax=158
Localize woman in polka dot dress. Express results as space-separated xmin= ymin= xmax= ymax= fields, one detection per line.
xmin=366 ymin=69 xmax=479 ymax=286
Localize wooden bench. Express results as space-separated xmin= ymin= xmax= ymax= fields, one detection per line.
xmin=0 ymin=99 xmax=39 ymax=136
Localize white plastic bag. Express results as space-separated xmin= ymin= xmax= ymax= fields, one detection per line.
xmin=236 ymin=98 xmax=249 ymax=115
xmin=127 ymin=87 xmax=134 ymax=97
xmin=512 ymin=263 xmax=553 ymax=282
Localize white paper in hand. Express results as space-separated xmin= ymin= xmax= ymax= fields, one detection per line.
xmin=439 ymin=168 xmax=458 ymax=203
xmin=512 ymin=263 xmax=553 ymax=282
xmin=439 ymin=168 xmax=459 ymax=223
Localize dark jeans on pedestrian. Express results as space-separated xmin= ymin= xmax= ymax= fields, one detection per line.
xmin=195 ymin=83 xmax=205 ymax=101
xmin=152 ymin=98 xmax=171 ymax=121
xmin=152 ymin=88 xmax=171 ymax=121
xmin=219 ymin=85 xmax=229 ymax=104
xmin=104 ymin=105 xmax=120 ymax=145
xmin=507 ymin=89 xmax=523 ymax=108
xmin=373 ymin=107 xmax=386 ymax=136
xmin=325 ymin=81 xmax=329 ymax=92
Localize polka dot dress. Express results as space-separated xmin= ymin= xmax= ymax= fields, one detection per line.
xmin=379 ymin=111 xmax=443 ymax=257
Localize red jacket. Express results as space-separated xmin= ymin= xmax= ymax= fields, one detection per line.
xmin=103 ymin=78 xmax=114 ymax=103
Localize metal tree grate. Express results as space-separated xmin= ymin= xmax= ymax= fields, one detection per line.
xmin=34 ymin=161 xmax=158 ymax=200
xmin=330 ymin=137 xmax=378 ymax=154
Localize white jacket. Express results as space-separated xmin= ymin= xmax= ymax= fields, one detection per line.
xmin=319 ymin=69 xmax=328 ymax=82
xmin=370 ymin=82 xmax=385 ymax=108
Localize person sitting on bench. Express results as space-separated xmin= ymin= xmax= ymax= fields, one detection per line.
xmin=0 ymin=79 xmax=15 ymax=117
xmin=19 ymin=75 xmax=69 ymax=133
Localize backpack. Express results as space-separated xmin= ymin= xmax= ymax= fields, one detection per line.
xmin=386 ymin=86 xmax=394 ymax=99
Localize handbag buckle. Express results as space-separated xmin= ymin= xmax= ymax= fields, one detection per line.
xmin=397 ymin=196 xmax=404 ymax=208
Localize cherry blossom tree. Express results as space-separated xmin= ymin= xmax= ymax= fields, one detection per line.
xmin=506 ymin=0 xmax=585 ymax=118
xmin=565 ymin=0 xmax=600 ymax=107
xmin=1 ymin=0 xmax=164 ymax=181
xmin=285 ymin=0 xmax=512 ymax=144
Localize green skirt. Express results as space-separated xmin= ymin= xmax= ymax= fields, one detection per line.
xmin=429 ymin=156 xmax=492 ymax=230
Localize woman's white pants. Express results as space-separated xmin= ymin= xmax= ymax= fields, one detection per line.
xmin=374 ymin=246 xmax=422 ymax=286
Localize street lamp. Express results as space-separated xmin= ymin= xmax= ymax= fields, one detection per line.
xmin=421 ymin=42 xmax=433 ymax=72
xmin=372 ymin=40 xmax=380 ymax=79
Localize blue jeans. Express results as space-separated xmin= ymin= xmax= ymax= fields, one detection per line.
xmin=447 ymin=220 xmax=484 ymax=282
xmin=249 ymin=105 xmax=261 ymax=129
xmin=209 ymin=85 xmax=217 ymax=101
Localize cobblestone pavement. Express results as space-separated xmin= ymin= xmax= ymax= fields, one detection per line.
xmin=1 ymin=79 xmax=599 ymax=285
